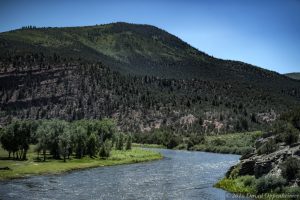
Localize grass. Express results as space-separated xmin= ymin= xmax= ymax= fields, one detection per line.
xmin=215 ymin=176 xmax=300 ymax=200
xmin=132 ymin=143 xmax=165 ymax=148
xmin=0 ymin=147 xmax=162 ymax=180
xmin=215 ymin=176 xmax=255 ymax=194
xmin=193 ymin=131 xmax=262 ymax=155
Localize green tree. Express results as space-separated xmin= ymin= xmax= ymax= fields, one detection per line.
xmin=0 ymin=120 xmax=34 ymax=160
xmin=95 ymin=119 xmax=116 ymax=143
xmin=87 ymin=133 xmax=98 ymax=157
xmin=99 ymin=140 xmax=112 ymax=158
xmin=73 ymin=126 xmax=87 ymax=158
xmin=0 ymin=127 xmax=15 ymax=158
xmin=48 ymin=120 xmax=68 ymax=159
xmin=36 ymin=121 xmax=51 ymax=161
xmin=116 ymin=133 xmax=124 ymax=150
xmin=59 ymin=128 xmax=71 ymax=162
xmin=18 ymin=120 xmax=35 ymax=160
xmin=125 ymin=134 xmax=132 ymax=150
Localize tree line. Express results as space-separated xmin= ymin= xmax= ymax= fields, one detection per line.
xmin=0 ymin=119 xmax=132 ymax=162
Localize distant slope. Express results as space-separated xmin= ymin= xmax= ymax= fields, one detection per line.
xmin=285 ymin=72 xmax=300 ymax=80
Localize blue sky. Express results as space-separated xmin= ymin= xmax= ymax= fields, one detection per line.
xmin=0 ymin=0 xmax=299 ymax=73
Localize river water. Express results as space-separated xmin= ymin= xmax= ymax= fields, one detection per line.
xmin=0 ymin=149 xmax=241 ymax=200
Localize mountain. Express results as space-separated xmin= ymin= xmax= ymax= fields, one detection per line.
xmin=0 ymin=23 xmax=297 ymax=84
xmin=0 ymin=22 xmax=300 ymax=132
xmin=285 ymin=72 xmax=300 ymax=80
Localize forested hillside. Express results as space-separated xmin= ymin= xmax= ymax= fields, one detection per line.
xmin=0 ymin=23 xmax=300 ymax=134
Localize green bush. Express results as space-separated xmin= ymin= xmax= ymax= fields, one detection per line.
xmin=239 ymin=147 xmax=254 ymax=155
xmin=273 ymin=122 xmax=299 ymax=145
xmin=242 ymin=176 xmax=256 ymax=187
xmin=176 ymin=143 xmax=187 ymax=150
xmin=211 ymin=138 xmax=226 ymax=146
xmin=281 ymin=157 xmax=300 ymax=181
xmin=255 ymin=175 xmax=286 ymax=194
xmin=165 ymin=136 xmax=181 ymax=149
xmin=284 ymin=131 xmax=299 ymax=145
xmin=229 ymin=164 xmax=241 ymax=179
xmin=189 ymin=134 xmax=205 ymax=145
xmin=283 ymin=187 xmax=300 ymax=200
xmin=257 ymin=138 xmax=278 ymax=155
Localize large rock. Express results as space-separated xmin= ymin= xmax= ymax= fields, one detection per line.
xmin=238 ymin=159 xmax=255 ymax=176
xmin=254 ymin=160 xmax=273 ymax=177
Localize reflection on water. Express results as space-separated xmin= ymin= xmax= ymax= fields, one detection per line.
xmin=0 ymin=149 xmax=241 ymax=200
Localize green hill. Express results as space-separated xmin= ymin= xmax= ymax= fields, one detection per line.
xmin=0 ymin=22 xmax=297 ymax=85
xmin=285 ymin=72 xmax=300 ymax=80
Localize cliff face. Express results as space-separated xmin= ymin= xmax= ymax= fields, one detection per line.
xmin=238 ymin=141 xmax=300 ymax=178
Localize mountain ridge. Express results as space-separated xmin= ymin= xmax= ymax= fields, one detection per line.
xmin=0 ymin=22 xmax=296 ymax=84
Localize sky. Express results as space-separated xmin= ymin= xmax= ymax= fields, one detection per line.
xmin=0 ymin=0 xmax=299 ymax=74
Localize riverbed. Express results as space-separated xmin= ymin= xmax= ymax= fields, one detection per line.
xmin=0 ymin=149 xmax=240 ymax=200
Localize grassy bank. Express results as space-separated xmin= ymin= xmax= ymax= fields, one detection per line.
xmin=0 ymin=147 xmax=162 ymax=180
xmin=132 ymin=143 xmax=165 ymax=148
xmin=215 ymin=176 xmax=255 ymax=194
xmin=192 ymin=131 xmax=262 ymax=155
xmin=216 ymin=176 xmax=300 ymax=200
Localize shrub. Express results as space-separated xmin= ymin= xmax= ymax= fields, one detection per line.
xmin=242 ymin=176 xmax=256 ymax=187
xmin=189 ymin=134 xmax=205 ymax=145
xmin=255 ymin=175 xmax=286 ymax=194
xmin=211 ymin=138 xmax=226 ymax=146
xmin=176 ymin=143 xmax=187 ymax=150
xmin=274 ymin=122 xmax=299 ymax=145
xmin=165 ymin=136 xmax=181 ymax=149
xmin=257 ymin=138 xmax=277 ymax=155
xmin=229 ymin=164 xmax=241 ymax=179
xmin=283 ymin=187 xmax=300 ymax=200
xmin=186 ymin=139 xmax=194 ymax=150
xmin=283 ymin=130 xmax=299 ymax=145
xmin=281 ymin=157 xmax=300 ymax=181
xmin=239 ymin=147 xmax=255 ymax=156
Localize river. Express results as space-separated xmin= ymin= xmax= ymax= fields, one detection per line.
xmin=0 ymin=149 xmax=241 ymax=200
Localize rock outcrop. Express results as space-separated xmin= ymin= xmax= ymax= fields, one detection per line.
xmin=228 ymin=136 xmax=300 ymax=179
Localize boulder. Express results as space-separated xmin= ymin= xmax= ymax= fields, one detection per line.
xmin=254 ymin=160 xmax=273 ymax=178
xmin=238 ymin=159 xmax=255 ymax=176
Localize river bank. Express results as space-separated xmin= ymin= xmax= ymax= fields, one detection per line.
xmin=0 ymin=148 xmax=162 ymax=180
xmin=191 ymin=131 xmax=262 ymax=155
xmin=134 ymin=131 xmax=262 ymax=155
